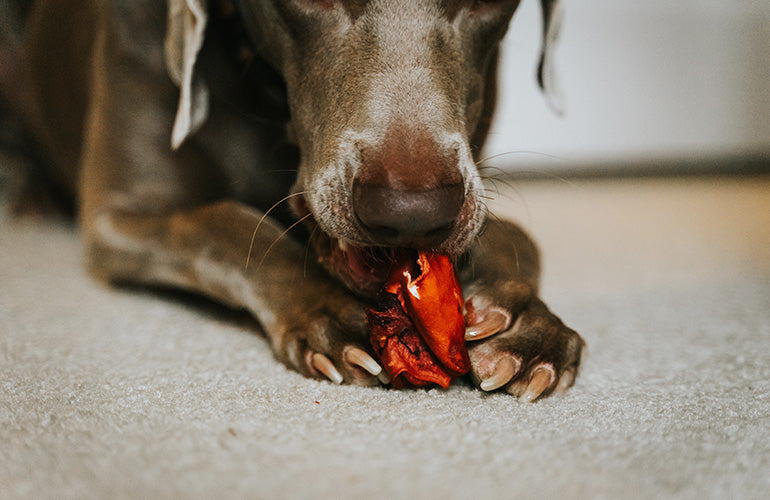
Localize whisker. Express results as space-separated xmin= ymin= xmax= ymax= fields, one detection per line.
xmin=462 ymin=250 xmax=476 ymax=283
xmin=245 ymin=191 xmax=306 ymax=270
xmin=257 ymin=212 xmax=314 ymax=268
xmin=476 ymin=150 xmax=568 ymax=166
xmin=487 ymin=180 xmax=532 ymax=225
xmin=481 ymin=177 xmax=522 ymax=205
xmin=508 ymin=169 xmax=581 ymax=188
xmin=476 ymin=200 xmax=491 ymax=220
xmin=477 ymin=165 xmax=511 ymax=177
xmin=480 ymin=169 xmax=519 ymax=184
xmin=304 ymin=224 xmax=321 ymax=279
xmin=475 ymin=149 xmax=583 ymax=191
xmin=486 ymin=211 xmax=503 ymax=223
xmin=512 ymin=241 xmax=521 ymax=276
xmin=480 ymin=178 xmax=500 ymax=196
xmin=478 ymin=168 xmax=536 ymax=220
xmin=482 ymin=165 xmax=581 ymax=188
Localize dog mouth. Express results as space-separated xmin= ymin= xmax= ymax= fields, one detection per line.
xmin=292 ymin=195 xmax=427 ymax=297
xmin=312 ymin=232 xmax=418 ymax=297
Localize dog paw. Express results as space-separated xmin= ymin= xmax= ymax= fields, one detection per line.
xmin=464 ymin=292 xmax=584 ymax=401
xmin=274 ymin=301 xmax=389 ymax=387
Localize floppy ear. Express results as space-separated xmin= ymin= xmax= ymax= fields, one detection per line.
xmin=165 ymin=0 xmax=209 ymax=150
xmin=537 ymin=0 xmax=564 ymax=115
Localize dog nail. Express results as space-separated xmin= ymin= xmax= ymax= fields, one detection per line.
xmin=555 ymin=368 xmax=575 ymax=394
xmin=311 ymin=353 xmax=344 ymax=384
xmin=479 ymin=357 xmax=518 ymax=391
xmin=465 ymin=309 xmax=510 ymax=341
xmin=377 ymin=371 xmax=391 ymax=385
xmin=521 ymin=365 xmax=556 ymax=402
xmin=344 ymin=347 xmax=382 ymax=376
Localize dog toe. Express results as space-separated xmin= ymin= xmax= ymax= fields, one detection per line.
xmin=465 ymin=296 xmax=583 ymax=401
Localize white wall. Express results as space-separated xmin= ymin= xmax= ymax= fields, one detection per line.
xmin=484 ymin=0 xmax=770 ymax=170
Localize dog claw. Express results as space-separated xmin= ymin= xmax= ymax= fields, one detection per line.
xmin=377 ymin=371 xmax=391 ymax=385
xmin=344 ymin=347 xmax=383 ymax=377
xmin=479 ymin=357 xmax=518 ymax=391
xmin=465 ymin=308 xmax=509 ymax=341
xmin=311 ymin=353 xmax=344 ymax=384
xmin=521 ymin=365 xmax=556 ymax=402
xmin=555 ymin=368 xmax=576 ymax=394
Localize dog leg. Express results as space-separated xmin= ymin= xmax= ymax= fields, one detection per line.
xmin=459 ymin=219 xmax=584 ymax=401
xmin=74 ymin=25 xmax=382 ymax=387
xmin=85 ymin=200 xmax=384 ymax=386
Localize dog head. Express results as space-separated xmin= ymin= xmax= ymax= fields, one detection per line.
xmin=166 ymin=0 xmax=562 ymax=294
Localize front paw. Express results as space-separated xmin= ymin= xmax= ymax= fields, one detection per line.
xmin=464 ymin=290 xmax=584 ymax=402
xmin=272 ymin=295 xmax=388 ymax=387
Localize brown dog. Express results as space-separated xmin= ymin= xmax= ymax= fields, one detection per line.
xmin=2 ymin=0 xmax=583 ymax=400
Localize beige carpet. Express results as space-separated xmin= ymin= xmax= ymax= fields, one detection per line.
xmin=2 ymin=173 xmax=769 ymax=499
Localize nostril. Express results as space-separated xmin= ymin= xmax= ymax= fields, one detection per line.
xmin=352 ymin=180 xmax=464 ymax=246
xmin=424 ymin=223 xmax=455 ymax=241
xmin=362 ymin=224 xmax=400 ymax=240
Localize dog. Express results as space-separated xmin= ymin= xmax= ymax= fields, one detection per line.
xmin=2 ymin=0 xmax=583 ymax=401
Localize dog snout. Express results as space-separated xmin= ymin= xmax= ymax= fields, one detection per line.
xmin=351 ymin=127 xmax=465 ymax=248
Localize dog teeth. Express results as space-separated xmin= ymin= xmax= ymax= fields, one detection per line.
xmin=479 ymin=356 xmax=518 ymax=391
xmin=337 ymin=240 xmax=349 ymax=252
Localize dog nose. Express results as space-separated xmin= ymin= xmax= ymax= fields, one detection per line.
xmin=352 ymin=125 xmax=466 ymax=247
xmin=353 ymin=181 xmax=464 ymax=247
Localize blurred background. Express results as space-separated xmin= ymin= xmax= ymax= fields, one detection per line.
xmin=485 ymin=0 xmax=770 ymax=175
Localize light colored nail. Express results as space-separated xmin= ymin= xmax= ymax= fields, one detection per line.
xmin=479 ymin=357 xmax=518 ymax=391
xmin=345 ymin=347 xmax=382 ymax=377
xmin=377 ymin=371 xmax=391 ymax=385
xmin=311 ymin=353 xmax=344 ymax=385
xmin=465 ymin=309 xmax=510 ymax=341
xmin=555 ymin=368 xmax=575 ymax=394
xmin=521 ymin=365 xmax=555 ymax=402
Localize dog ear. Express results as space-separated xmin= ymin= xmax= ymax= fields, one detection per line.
xmin=165 ymin=0 xmax=209 ymax=150
xmin=537 ymin=0 xmax=564 ymax=115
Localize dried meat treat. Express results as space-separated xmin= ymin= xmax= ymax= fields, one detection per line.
xmin=367 ymin=252 xmax=470 ymax=388
xmin=391 ymin=253 xmax=469 ymax=376
xmin=367 ymin=293 xmax=453 ymax=389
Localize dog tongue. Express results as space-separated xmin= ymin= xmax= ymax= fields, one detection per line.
xmin=367 ymin=252 xmax=470 ymax=388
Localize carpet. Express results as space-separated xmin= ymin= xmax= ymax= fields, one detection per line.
xmin=2 ymin=172 xmax=769 ymax=499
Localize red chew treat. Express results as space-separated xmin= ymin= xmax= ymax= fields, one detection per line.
xmin=367 ymin=294 xmax=453 ymax=389
xmin=367 ymin=252 xmax=470 ymax=388
xmin=394 ymin=253 xmax=470 ymax=376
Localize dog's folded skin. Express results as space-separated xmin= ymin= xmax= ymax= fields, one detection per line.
xmin=10 ymin=0 xmax=583 ymax=400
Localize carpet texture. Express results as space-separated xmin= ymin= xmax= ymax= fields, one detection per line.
xmin=2 ymin=174 xmax=769 ymax=499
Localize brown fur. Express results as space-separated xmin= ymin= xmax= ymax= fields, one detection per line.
xmin=4 ymin=0 xmax=582 ymax=397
